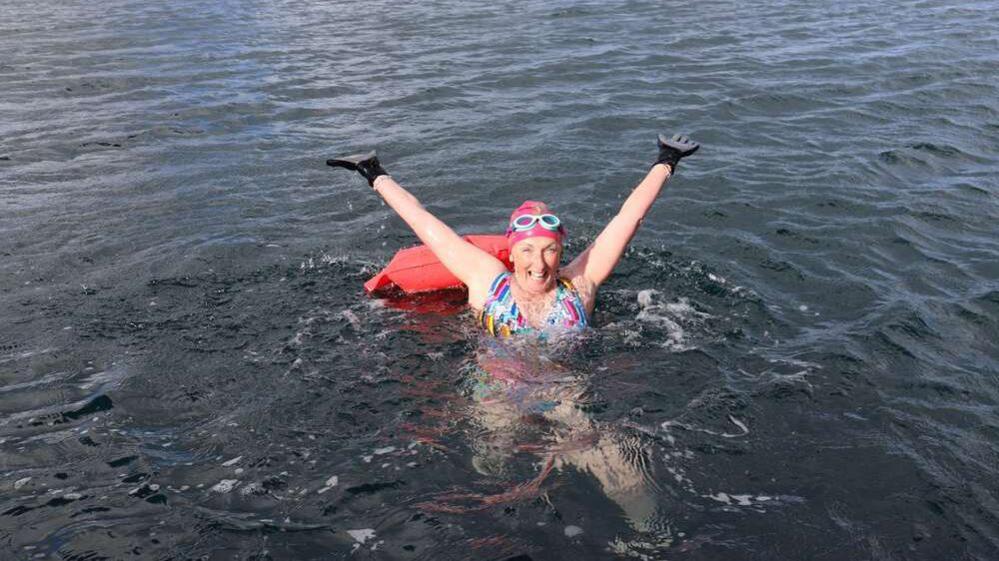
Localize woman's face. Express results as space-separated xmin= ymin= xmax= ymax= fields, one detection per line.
xmin=511 ymin=237 xmax=562 ymax=295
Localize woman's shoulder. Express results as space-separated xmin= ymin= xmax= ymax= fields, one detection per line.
xmin=558 ymin=269 xmax=597 ymax=317
xmin=559 ymin=259 xmax=592 ymax=291
xmin=467 ymin=267 xmax=512 ymax=311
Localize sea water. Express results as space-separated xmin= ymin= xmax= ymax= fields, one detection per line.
xmin=1 ymin=1 xmax=997 ymax=559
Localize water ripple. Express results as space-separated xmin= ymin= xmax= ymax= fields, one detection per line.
xmin=2 ymin=0 xmax=998 ymax=558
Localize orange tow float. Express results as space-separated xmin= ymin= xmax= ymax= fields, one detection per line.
xmin=364 ymin=234 xmax=512 ymax=295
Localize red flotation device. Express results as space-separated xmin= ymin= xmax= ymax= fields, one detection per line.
xmin=365 ymin=234 xmax=513 ymax=295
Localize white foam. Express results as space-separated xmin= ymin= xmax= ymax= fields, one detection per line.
xmin=660 ymin=415 xmax=749 ymax=438
xmin=637 ymin=289 xmax=656 ymax=308
xmin=341 ymin=309 xmax=361 ymax=328
xmin=347 ymin=529 xmax=376 ymax=544
xmin=633 ymin=291 xmax=712 ymax=351
xmin=210 ymin=479 xmax=239 ymax=494
xmin=727 ymin=416 xmax=749 ymax=436
xmin=221 ymin=456 xmax=242 ymax=467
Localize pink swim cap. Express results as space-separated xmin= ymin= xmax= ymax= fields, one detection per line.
xmin=506 ymin=200 xmax=566 ymax=248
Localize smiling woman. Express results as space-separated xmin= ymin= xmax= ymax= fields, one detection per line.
xmin=477 ymin=201 xmax=588 ymax=337
xmin=327 ymin=133 xmax=699 ymax=337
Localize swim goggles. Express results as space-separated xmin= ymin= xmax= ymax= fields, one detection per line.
xmin=508 ymin=213 xmax=562 ymax=232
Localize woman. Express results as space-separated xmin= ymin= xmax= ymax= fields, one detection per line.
xmin=328 ymin=133 xmax=699 ymax=336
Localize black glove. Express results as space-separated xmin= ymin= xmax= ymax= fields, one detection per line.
xmin=656 ymin=133 xmax=699 ymax=173
xmin=326 ymin=150 xmax=389 ymax=187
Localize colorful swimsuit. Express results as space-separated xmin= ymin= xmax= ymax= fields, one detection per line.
xmin=478 ymin=272 xmax=589 ymax=337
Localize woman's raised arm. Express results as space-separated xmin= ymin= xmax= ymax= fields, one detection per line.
xmin=328 ymin=152 xmax=507 ymax=308
xmin=564 ymin=134 xmax=699 ymax=290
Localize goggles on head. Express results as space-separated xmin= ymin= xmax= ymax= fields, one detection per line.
xmin=508 ymin=213 xmax=561 ymax=233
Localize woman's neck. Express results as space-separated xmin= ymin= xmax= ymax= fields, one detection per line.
xmin=509 ymin=274 xmax=559 ymax=327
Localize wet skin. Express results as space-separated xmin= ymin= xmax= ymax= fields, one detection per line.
xmin=510 ymin=237 xmax=562 ymax=297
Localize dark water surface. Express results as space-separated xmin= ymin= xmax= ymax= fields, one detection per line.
xmin=2 ymin=0 xmax=998 ymax=559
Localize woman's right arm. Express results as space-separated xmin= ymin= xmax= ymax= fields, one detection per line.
xmin=371 ymin=175 xmax=507 ymax=308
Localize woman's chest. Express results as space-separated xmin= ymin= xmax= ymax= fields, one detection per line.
xmin=513 ymin=294 xmax=559 ymax=329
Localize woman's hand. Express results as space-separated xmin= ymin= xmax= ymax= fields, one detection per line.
xmin=655 ymin=134 xmax=700 ymax=173
xmin=326 ymin=151 xmax=389 ymax=187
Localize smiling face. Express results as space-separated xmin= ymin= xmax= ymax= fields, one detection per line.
xmin=510 ymin=236 xmax=562 ymax=295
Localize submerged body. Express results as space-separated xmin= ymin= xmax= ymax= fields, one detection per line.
xmin=460 ymin=334 xmax=660 ymax=530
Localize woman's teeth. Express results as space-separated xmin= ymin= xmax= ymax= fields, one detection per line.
xmin=529 ymin=272 xmax=545 ymax=280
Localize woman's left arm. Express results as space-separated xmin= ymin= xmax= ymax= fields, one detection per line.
xmin=564 ymin=134 xmax=699 ymax=293
xmin=564 ymin=164 xmax=671 ymax=290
